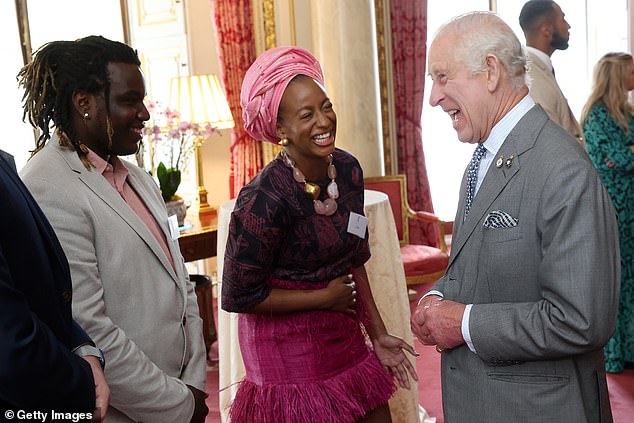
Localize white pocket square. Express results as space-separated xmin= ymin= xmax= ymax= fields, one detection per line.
xmin=483 ymin=210 xmax=518 ymax=228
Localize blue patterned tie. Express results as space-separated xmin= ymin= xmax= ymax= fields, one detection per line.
xmin=465 ymin=144 xmax=487 ymax=217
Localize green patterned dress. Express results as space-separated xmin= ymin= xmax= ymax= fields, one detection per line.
xmin=583 ymin=102 xmax=634 ymax=373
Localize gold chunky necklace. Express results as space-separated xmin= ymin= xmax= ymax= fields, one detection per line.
xmin=280 ymin=149 xmax=339 ymax=216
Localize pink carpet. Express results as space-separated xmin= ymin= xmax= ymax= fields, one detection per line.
xmin=204 ymin=283 xmax=634 ymax=422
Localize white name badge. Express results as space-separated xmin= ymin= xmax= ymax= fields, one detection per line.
xmin=347 ymin=212 xmax=368 ymax=238
xmin=168 ymin=215 xmax=180 ymax=240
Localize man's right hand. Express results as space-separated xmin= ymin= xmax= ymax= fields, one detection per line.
xmin=187 ymin=385 xmax=209 ymax=423
xmin=82 ymin=355 xmax=109 ymax=423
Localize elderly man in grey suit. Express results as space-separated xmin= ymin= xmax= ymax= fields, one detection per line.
xmin=411 ymin=12 xmax=619 ymax=423
xmin=519 ymin=0 xmax=585 ymax=146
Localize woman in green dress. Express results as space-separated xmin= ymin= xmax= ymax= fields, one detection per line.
xmin=581 ymin=52 xmax=634 ymax=373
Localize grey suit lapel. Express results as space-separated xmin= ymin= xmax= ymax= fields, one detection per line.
xmin=448 ymin=106 xmax=547 ymax=268
xmin=56 ymin=144 xmax=179 ymax=282
xmin=125 ymin=167 xmax=186 ymax=282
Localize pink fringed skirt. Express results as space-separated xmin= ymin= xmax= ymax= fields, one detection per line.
xmin=229 ymin=279 xmax=395 ymax=423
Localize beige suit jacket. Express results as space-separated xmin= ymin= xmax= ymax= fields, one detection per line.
xmin=527 ymin=50 xmax=586 ymax=148
xmin=21 ymin=141 xmax=206 ymax=422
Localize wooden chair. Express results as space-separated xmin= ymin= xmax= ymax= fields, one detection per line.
xmin=365 ymin=175 xmax=449 ymax=285
xmin=190 ymin=274 xmax=217 ymax=359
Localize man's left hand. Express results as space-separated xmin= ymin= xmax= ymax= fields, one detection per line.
xmin=411 ymin=297 xmax=467 ymax=350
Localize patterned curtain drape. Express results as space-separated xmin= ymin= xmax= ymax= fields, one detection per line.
xmin=390 ymin=0 xmax=437 ymax=246
xmin=211 ymin=0 xmax=262 ymax=198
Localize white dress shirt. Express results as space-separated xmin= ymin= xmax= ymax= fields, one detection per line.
xmin=421 ymin=95 xmax=536 ymax=354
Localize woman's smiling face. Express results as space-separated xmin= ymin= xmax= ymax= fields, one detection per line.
xmin=276 ymin=75 xmax=337 ymax=167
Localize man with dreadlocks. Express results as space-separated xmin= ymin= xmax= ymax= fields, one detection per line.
xmin=19 ymin=36 xmax=208 ymax=423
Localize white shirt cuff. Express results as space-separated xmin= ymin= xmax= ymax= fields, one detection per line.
xmin=417 ymin=290 xmax=444 ymax=306
xmin=462 ymin=304 xmax=476 ymax=353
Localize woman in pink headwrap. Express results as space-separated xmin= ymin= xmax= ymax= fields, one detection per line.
xmin=222 ymin=46 xmax=417 ymax=422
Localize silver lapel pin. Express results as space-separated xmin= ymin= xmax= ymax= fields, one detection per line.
xmin=496 ymin=155 xmax=504 ymax=168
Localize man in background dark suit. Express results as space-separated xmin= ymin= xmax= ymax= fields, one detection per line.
xmin=0 ymin=149 xmax=109 ymax=420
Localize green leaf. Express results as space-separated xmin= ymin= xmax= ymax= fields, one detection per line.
xmin=156 ymin=161 xmax=181 ymax=201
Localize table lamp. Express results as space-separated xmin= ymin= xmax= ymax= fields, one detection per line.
xmin=168 ymin=74 xmax=234 ymax=215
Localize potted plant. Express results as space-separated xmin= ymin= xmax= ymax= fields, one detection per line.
xmin=156 ymin=161 xmax=181 ymax=202
xmin=138 ymin=101 xmax=218 ymax=226
xmin=156 ymin=161 xmax=187 ymax=225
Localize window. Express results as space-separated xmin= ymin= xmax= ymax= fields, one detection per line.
xmin=422 ymin=0 xmax=489 ymax=221
xmin=1 ymin=0 xmax=125 ymax=171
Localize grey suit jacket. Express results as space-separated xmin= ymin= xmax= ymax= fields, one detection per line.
xmin=527 ymin=51 xmax=585 ymax=147
xmin=433 ymin=106 xmax=619 ymax=422
xmin=21 ymin=141 xmax=206 ymax=423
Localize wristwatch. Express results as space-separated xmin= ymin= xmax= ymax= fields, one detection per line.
xmin=74 ymin=345 xmax=106 ymax=369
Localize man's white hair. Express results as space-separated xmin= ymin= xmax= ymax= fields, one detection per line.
xmin=435 ymin=11 xmax=529 ymax=90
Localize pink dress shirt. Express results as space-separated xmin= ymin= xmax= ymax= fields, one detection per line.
xmin=86 ymin=150 xmax=175 ymax=270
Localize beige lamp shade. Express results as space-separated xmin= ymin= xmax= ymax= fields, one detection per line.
xmin=166 ymin=74 xmax=233 ymax=215
xmin=168 ymin=74 xmax=234 ymax=129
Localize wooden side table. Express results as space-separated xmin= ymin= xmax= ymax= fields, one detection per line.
xmin=178 ymin=208 xmax=219 ymax=262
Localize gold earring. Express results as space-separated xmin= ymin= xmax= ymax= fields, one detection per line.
xmin=279 ymin=137 xmax=289 ymax=146
xmin=106 ymin=116 xmax=114 ymax=151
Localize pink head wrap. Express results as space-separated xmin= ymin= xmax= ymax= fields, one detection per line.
xmin=240 ymin=46 xmax=324 ymax=143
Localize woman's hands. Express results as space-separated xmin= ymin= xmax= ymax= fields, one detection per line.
xmin=320 ymin=274 xmax=357 ymax=315
xmin=605 ymin=145 xmax=634 ymax=167
xmin=372 ymin=334 xmax=418 ymax=390
xmin=246 ymin=274 xmax=357 ymax=315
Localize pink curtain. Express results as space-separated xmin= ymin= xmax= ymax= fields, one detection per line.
xmin=211 ymin=0 xmax=262 ymax=198
xmin=390 ymin=0 xmax=437 ymax=246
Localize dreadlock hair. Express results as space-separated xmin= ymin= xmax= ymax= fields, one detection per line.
xmin=18 ymin=35 xmax=140 ymax=167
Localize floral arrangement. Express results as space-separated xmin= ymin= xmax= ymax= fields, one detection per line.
xmin=138 ymin=100 xmax=219 ymax=202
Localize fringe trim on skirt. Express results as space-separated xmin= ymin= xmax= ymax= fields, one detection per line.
xmin=228 ymin=350 xmax=395 ymax=423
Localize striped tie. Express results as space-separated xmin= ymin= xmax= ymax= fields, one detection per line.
xmin=465 ymin=144 xmax=487 ymax=217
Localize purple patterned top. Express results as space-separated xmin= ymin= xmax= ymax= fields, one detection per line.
xmin=222 ymin=148 xmax=370 ymax=312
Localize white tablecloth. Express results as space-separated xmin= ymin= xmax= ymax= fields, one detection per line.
xmin=217 ymin=189 xmax=431 ymax=422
